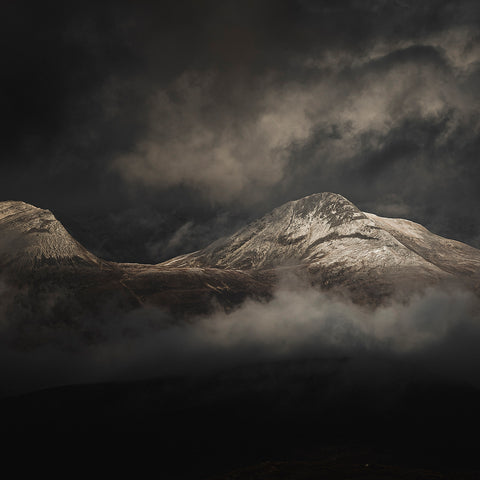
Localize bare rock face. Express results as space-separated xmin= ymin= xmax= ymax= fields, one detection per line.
xmin=0 ymin=201 xmax=101 ymax=270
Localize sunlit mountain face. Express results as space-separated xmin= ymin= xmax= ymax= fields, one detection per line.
xmin=1 ymin=192 xmax=478 ymax=333
xmin=2 ymin=1 xmax=480 ymax=478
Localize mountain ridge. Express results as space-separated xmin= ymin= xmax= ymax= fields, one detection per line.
xmin=0 ymin=193 xmax=479 ymax=322
xmin=160 ymin=193 xmax=480 ymax=286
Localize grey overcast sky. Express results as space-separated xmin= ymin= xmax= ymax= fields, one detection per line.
xmin=2 ymin=0 xmax=480 ymax=262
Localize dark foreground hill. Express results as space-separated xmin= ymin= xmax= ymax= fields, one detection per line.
xmin=1 ymin=356 xmax=480 ymax=479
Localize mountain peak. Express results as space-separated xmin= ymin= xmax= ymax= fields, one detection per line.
xmin=0 ymin=200 xmax=100 ymax=269
xmin=161 ymin=192 xmax=388 ymax=270
xmin=0 ymin=194 xmax=479 ymax=316
xmin=273 ymin=192 xmax=367 ymax=227
xmin=159 ymin=192 xmax=480 ymax=296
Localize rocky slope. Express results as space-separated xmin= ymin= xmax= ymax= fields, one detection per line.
xmin=0 ymin=201 xmax=102 ymax=269
xmin=161 ymin=193 xmax=479 ymax=274
xmin=1 ymin=193 xmax=479 ymax=328
xmin=161 ymin=193 xmax=480 ymax=300
xmin=0 ymin=201 xmax=273 ymax=338
xmin=365 ymin=212 xmax=480 ymax=278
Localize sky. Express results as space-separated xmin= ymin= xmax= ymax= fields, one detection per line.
xmin=2 ymin=0 xmax=480 ymax=263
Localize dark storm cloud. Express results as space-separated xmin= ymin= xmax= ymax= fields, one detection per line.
xmin=2 ymin=0 xmax=480 ymax=260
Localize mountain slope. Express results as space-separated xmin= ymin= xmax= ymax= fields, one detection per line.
xmin=161 ymin=193 xmax=377 ymax=269
xmin=0 ymin=201 xmax=102 ymax=269
xmin=159 ymin=193 xmax=451 ymax=273
xmin=365 ymin=212 xmax=480 ymax=279
xmin=1 ymin=193 xmax=479 ymax=323
xmin=0 ymin=201 xmax=273 ymax=328
xmin=160 ymin=192 xmax=480 ymax=300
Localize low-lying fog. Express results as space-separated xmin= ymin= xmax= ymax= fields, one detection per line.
xmin=1 ymin=274 xmax=479 ymax=398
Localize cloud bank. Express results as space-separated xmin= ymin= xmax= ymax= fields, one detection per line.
xmin=1 ymin=278 xmax=479 ymax=396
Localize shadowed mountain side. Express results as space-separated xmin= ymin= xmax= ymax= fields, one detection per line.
xmin=118 ymin=263 xmax=275 ymax=315
xmin=2 ymin=358 xmax=480 ymax=479
xmin=1 ymin=263 xmax=275 ymax=348
xmin=0 ymin=201 xmax=274 ymax=327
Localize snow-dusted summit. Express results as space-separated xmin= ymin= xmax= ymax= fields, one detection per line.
xmin=1 ymin=193 xmax=479 ymax=312
xmin=162 ymin=192 xmax=375 ymax=269
xmin=0 ymin=201 xmax=101 ymax=269
xmin=161 ymin=193 xmax=480 ymax=296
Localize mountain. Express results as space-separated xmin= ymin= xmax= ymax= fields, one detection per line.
xmin=0 ymin=201 xmax=272 ymax=345
xmin=365 ymin=212 xmax=480 ymax=278
xmin=0 ymin=201 xmax=102 ymax=270
xmin=2 ymin=194 xmax=479 ymax=477
xmin=3 ymin=196 xmax=480 ymax=480
xmin=161 ymin=192 xmax=480 ymax=300
xmin=0 ymin=192 xmax=479 ymax=337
